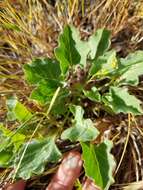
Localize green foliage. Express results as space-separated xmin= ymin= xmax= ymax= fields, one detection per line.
xmin=7 ymin=96 xmax=32 ymax=122
xmin=24 ymin=58 xmax=61 ymax=84
xmin=30 ymin=80 xmax=60 ymax=105
xmin=90 ymin=50 xmax=117 ymax=76
xmin=70 ymin=25 xmax=89 ymax=66
xmin=103 ymin=87 xmax=143 ymax=115
xmin=0 ymin=150 xmax=13 ymax=167
xmin=61 ymin=105 xmax=99 ymax=142
xmin=71 ymin=26 xmax=111 ymax=65
xmin=83 ymin=87 xmax=101 ymax=102
xmin=0 ymin=124 xmax=25 ymax=167
xmin=117 ymin=51 xmax=143 ymax=85
xmin=2 ymin=25 xmax=143 ymax=184
xmin=0 ymin=124 xmax=25 ymax=152
xmin=55 ymin=25 xmax=80 ymax=74
xmin=24 ymin=25 xmax=143 ymax=115
xmin=14 ymin=137 xmax=61 ymax=180
xmin=88 ymin=29 xmax=111 ymax=59
xmin=81 ymin=140 xmax=116 ymax=190
xmin=24 ymin=58 xmax=61 ymax=105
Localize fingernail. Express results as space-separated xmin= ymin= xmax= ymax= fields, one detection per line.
xmin=78 ymin=160 xmax=83 ymax=167
xmin=64 ymin=154 xmax=81 ymax=169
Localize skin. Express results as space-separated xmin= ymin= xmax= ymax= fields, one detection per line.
xmin=3 ymin=180 xmax=26 ymax=190
xmin=4 ymin=151 xmax=99 ymax=190
xmin=46 ymin=151 xmax=83 ymax=190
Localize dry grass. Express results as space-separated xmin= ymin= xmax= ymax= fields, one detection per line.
xmin=0 ymin=0 xmax=143 ymax=189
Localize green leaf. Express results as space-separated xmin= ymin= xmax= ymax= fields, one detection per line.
xmin=30 ymin=80 xmax=59 ymax=105
xmin=103 ymin=87 xmax=143 ymax=115
xmin=0 ymin=150 xmax=13 ymax=167
xmin=118 ymin=63 xmax=143 ymax=85
xmin=61 ymin=105 xmax=99 ymax=142
xmin=90 ymin=50 xmax=118 ymax=76
xmin=51 ymin=89 xmax=69 ymax=115
xmin=55 ymin=26 xmax=110 ymax=70
xmin=24 ymin=58 xmax=61 ymax=84
xmin=71 ymin=25 xmax=90 ymax=66
xmin=88 ymin=29 xmax=111 ymax=59
xmin=7 ymin=96 xmax=32 ymax=122
xmin=31 ymin=87 xmax=48 ymax=105
xmin=83 ymin=87 xmax=101 ymax=102
xmin=81 ymin=140 xmax=116 ymax=190
xmin=14 ymin=137 xmax=62 ymax=180
xmin=0 ymin=124 xmax=25 ymax=152
xmin=71 ymin=27 xmax=111 ymax=65
xmin=30 ymin=82 xmax=68 ymax=111
xmin=24 ymin=58 xmax=62 ymax=105
xmin=0 ymin=124 xmax=26 ymax=167
xmin=116 ymin=51 xmax=143 ymax=86
xmin=120 ymin=51 xmax=143 ymax=66
xmin=55 ymin=25 xmax=80 ymax=74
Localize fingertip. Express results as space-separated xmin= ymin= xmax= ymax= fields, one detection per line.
xmin=46 ymin=150 xmax=82 ymax=190
xmin=4 ymin=180 xmax=26 ymax=190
